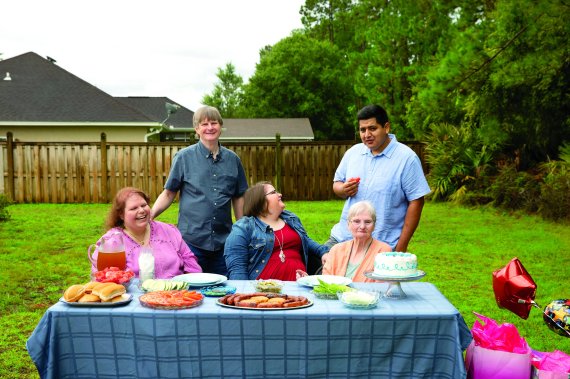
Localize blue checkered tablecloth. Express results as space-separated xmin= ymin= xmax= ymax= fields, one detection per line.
xmin=27 ymin=280 xmax=472 ymax=379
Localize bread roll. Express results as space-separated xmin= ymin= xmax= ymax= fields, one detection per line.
xmin=108 ymin=294 xmax=126 ymax=302
xmin=94 ymin=283 xmax=126 ymax=301
xmin=92 ymin=282 xmax=113 ymax=292
xmin=78 ymin=294 xmax=100 ymax=303
xmin=83 ymin=281 xmax=100 ymax=294
xmin=63 ymin=284 xmax=85 ymax=302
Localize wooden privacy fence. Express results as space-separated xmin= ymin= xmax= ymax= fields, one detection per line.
xmin=0 ymin=133 xmax=427 ymax=203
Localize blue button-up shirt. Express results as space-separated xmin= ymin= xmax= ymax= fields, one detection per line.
xmin=165 ymin=141 xmax=248 ymax=251
xmin=330 ymin=135 xmax=431 ymax=249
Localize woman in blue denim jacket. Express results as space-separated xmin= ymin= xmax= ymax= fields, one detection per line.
xmin=224 ymin=182 xmax=329 ymax=280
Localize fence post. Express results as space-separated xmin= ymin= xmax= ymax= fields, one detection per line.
xmin=100 ymin=133 xmax=108 ymax=202
xmin=6 ymin=132 xmax=14 ymax=201
xmin=275 ymin=133 xmax=282 ymax=192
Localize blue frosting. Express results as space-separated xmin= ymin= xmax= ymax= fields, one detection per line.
xmin=374 ymin=252 xmax=418 ymax=275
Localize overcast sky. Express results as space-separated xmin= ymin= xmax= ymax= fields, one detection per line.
xmin=1 ymin=0 xmax=305 ymax=111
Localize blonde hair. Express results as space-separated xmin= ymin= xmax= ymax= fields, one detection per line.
xmin=347 ymin=201 xmax=376 ymax=224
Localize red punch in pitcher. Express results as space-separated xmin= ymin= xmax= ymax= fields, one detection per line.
xmin=88 ymin=232 xmax=126 ymax=271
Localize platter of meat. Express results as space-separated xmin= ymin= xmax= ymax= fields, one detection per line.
xmin=139 ymin=290 xmax=204 ymax=310
xmin=216 ymin=292 xmax=313 ymax=310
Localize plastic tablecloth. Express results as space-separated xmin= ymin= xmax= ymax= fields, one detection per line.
xmin=27 ymin=280 xmax=472 ymax=379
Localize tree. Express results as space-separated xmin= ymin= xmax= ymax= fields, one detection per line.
xmin=345 ymin=0 xmax=461 ymax=139
xmin=406 ymin=0 xmax=570 ymax=165
xmin=201 ymin=63 xmax=245 ymax=117
xmin=242 ymin=32 xmax=356 ymax=140
xmin=300 ymin=0 xmax=356 ymax=50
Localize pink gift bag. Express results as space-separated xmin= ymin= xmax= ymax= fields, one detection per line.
xmin=531 ymin=350 xmax=570 ymax=379
xmin=465 ymin=313 xmax=532 ymax=379
xmin=465 ymin=341 xmax=531 ymax=379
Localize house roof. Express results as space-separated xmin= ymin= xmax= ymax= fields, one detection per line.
xmin=0 ymin=52 xmax=315 ymax=141
xmin=218 ymin=118 xmax=314 ymax=141
xmin=116 ymin=97 xmax=194 ymax=129
xmin=0 ymin=52 xmax=154 ymax=123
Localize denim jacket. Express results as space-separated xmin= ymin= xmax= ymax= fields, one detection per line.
xmin=224 ymin=210 xmax=329 ymax=280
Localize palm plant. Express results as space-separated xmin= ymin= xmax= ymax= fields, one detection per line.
xmin=424 ymin=123 xmax=498 ymax=202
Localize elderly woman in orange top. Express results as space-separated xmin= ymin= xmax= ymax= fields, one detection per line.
xmin=322 ymin=201 xmax=391 ymax=282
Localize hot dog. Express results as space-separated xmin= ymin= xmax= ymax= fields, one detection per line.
xmin=257 ymin=302 xmax=283 ymax=308
xmin=219 ymin=294 xmax=231 ymax=305
xmin=237 ymin=301 xmax=258 ymax=308
xmin=283 ymin=301 xmax=304 ymax=307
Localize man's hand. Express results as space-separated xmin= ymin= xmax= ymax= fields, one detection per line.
xmin=333 ymin=177 xmax=360 ymax=199
xmin=344 ymin=177 xmax=360 ymax=197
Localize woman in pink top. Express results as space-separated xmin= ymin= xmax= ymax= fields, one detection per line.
xmin=322 ymin=201 xmax=391 ymax=282
xmin=91 ymin=187 xmax=202 ymax=278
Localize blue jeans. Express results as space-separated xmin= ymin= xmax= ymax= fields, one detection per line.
xmin=187 ymin=243 xmax=228 ymax=276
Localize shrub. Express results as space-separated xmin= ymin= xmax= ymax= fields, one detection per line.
xmin=490 ymin=165 xmax=541 ymax=213
xmin=539 ymin=160 xmax=570 ymax=222
xmin=425 ymin=122 xmax=498 ymax=202
xmin=0 ymin=194 xmax=12 ymax=222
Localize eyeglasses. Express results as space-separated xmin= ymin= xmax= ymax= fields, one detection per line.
xmin=265 ymin=189 xmax=279 ymax=196
xmin=349 ymin=219 xmax=374 ymax=226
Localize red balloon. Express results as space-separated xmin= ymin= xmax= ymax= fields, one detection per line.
xmin=492 ymin=257 xmax=537 ymax=319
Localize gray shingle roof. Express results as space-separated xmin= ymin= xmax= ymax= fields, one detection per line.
xmin=116 ymin=97 xmax=194 ymax=128
xmin=0 ymin=52 xmax=315 ymax=141
xmin=0 ymin=52 xmax=153 ymax=122
xmin=221 ymin=118 xmax=314 ymax=141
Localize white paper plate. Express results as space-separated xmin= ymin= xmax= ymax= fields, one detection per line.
xmin=296 ymin=275 xmax=352 ymax=288
xmin=171 ymin=273 xmax=227 ymax=287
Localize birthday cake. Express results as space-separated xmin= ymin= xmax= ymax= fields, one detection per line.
xmin=374 ymin=252 xmax=418 ymax=277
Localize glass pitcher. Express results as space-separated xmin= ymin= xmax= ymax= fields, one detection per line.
xmin=87 ymin=232 xmax=126 ymax=271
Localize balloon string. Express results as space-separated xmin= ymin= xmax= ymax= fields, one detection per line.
xmin=531 ymin=301 xmax=570 ymax=337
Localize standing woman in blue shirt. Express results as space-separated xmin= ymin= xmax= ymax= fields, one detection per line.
xmin=151 ymin=106 xmax=248 ymax=276
xmin=224 ymin=182 xmax=329 ymax=280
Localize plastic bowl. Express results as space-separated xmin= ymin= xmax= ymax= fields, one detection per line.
xmin=253 ymin=279 xmax=284 ymax=293
xmin=337 ymin=290 xmax=381 ymax=309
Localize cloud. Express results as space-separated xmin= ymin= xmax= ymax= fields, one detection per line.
xmin=1 ymin=0 xmax=305 ymax=110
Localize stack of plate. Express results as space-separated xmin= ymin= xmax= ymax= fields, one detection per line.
xmin=171 ymin=273 xmax=227 ymax=287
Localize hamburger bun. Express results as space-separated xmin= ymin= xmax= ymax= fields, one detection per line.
xmin=94 ymin=283 xmax=126 ymax=301
xmin=78 ymin=294 xmax=101 ymax=303
xmin=63 ymin=284 xmax=85 ymax=302
xmin=92 ymin=282 xmax=114 ymax=292
xmin=83 ymin=281 xmax=100 ymax=294
xmin=108 ymin=294 xmax=126 ymax=302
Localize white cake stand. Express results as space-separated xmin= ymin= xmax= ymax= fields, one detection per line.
xmin=364 ymin=270 xmax=426 ymax=300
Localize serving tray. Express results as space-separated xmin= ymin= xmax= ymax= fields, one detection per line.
xmin=59 ymin=294 xmax=132 ymax=307
xmin=216 ymin=298 xmax=313 ymax=311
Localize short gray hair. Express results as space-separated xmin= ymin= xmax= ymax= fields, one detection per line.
xmin=193 ymin=106 xmax=224 ymax=127
xmin=347 ymin=201 xmax=376 ymax=224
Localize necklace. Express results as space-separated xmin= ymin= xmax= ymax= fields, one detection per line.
xmin=348 ymin=238 xmax=373 ymax=265
xmin=275 ymin=229 xmax=286 ymax=263
xmin=125 ymin=225 xmax=149 ymax=246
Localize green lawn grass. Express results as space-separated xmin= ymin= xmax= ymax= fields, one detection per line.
xmin=0 ymin=201 xmax=568 ymax=379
